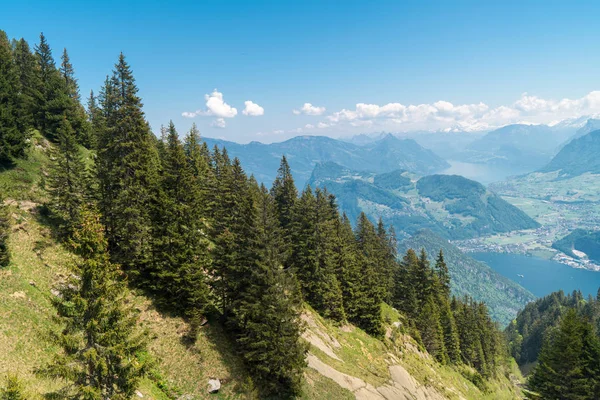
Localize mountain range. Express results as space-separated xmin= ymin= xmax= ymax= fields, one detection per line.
xmin=202 ymin=134 xmax=449 ymax=188
xmin=307 ymin=162 xmax=539 ymax=240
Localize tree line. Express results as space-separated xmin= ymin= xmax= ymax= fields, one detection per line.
xmin=1 ymin=30 xmax=509 ymax=398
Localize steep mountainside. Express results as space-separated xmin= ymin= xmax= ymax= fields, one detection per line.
xmin=539 ymin=130 xmax=600 ymax=177
xmin=203 ymin=134 xmax=449 ymax=188
xmin=0 ymin=134 xmax=523 ymax=399
xmin=399 ymin=230 xmax=535 ymax=326
xmin=308 ymin=163 xmax=539 ymax=240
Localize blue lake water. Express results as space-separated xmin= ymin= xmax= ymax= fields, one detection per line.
xmin=471 ymin=252 xmax=600 ymax=299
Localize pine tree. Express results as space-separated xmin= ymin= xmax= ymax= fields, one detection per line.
xmin=0 ymin=195 xmax=9 ymax=267
xmin=59 ymin=48 xmax=91 ymax=146
xmin=86 ymin=90 xmax=103 ymax=149
xmin=289 ymin=187 xmax=345 ymax=322
xmin=392 ymin=249 xmax=419 ymax=318
xmin=418 ymin=296 xmax=447 ymax=363
xmin=13 ymin=38 xmax=42 ymax=132
xmin=528 ymin=309 xmax=600 ymax=399
xmin=435 ymin=250 xmax=451 ymax=298
xmin=0 ymin=30 xmax=28 ymax=164
xmin=46 ymin=116 xmax=86 ymax=237
xmin=0 ymin=375 xmax=25 ymax=400
xmin=440 ymin=297 xmax=461 ymax=364
xmin=271 ymin=155 xmax=297 ymax=251
xmin=39 ymin=209 xmax=148 ymax=399
xmin=96 ymin=53 xmax=160 ymax=277
xmin=333 ymin=213 xmax=362 ymax=321
xmin=60 ymin=48 xmax=79 ymax=101
xmin=231 ymin=184 xmax=307 ymax=397
xmin=354 ymin=213 xmax=384 ymax=336
xmin=152 ymin=121 xmax=210 ymax=318
xmin=33 ymin=32 xmax=56 ymax=135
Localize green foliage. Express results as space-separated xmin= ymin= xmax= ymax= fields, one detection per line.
xmin=506 ymin=289 xmax=599 ymax=367
xmin=400 ymin=230 xmax=535 ymax=326
xmin=540 ymin=129 xmax=600 ymax=177
xmin=46 ymin=116 xmax=86 ymax=237
xmin=38 ymin=209 xmax=148 ymax=399
xmin=527 ymin=309 xmax=600 ymax=399
xmin=0 ymin=30 xmax=29 ymax=164
xmin=230 ymin=184 xmax=308 ymax=398
xmin=151 ymin=121 xmax=210 ymax=317
xmin=96 ymin=53 xmax=160 ymax=275
xmin=0 ymin=374 xmax=25 ymax=400
xmin=553 ymin=228 xmax=600 ymax=264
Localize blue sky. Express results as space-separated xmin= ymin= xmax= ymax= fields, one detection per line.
xmin=3 ymin=0 xmax=600 ymax=142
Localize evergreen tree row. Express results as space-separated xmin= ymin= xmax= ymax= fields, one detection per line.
xmin=0 ymin=30 xmax=91 ymax=166
xmin=392 ymin=247 xmax=503 ymax=376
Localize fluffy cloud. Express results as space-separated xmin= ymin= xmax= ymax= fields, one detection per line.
xmin=182 ymin=89 xmax=238 ymax=119
xmin=322 ymin=91 xmax=600 ymax=132
xmin=293 ymin=103 xmax=326 ymax=116
xmin=211 ymin=118 xmax=227 ymax=128
xmin=243 ymin=100 xmax=264 ymax=116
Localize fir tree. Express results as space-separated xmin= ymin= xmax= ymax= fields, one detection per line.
xmin=46 ymin=116 xmax=86 ymax=237
xmin=96 ymin=53 xmax=160 ymax=277
xmin=440 ymin=297 xmax=461 ymax=364
xmin=0 ymin=195 xmax=9 ymax=267
xmin=0 ymin=30 xmax=28 ymax=164
xmin=418 ymin=296 xmax=447 ymax=363
xmin=435 ymin=250 xmax=451 ymax=298
xmin=271 ymin=155 xmax=297 ymax=252
xmin=12 ymin=38 xmax=42 ymax=132
xmin=59 ymin=48 xmax=79 ymax=101
xmin=231 ymin=184 xmax=307 ymax=397
xmin=39 ymin=209 xmax=148 ymax=399
xmin=152 ymin=121 xmax=210 ymax=318
xmin=528 ymin=309 xmax=600 ymax=400
xmin=354 ymin=213 xmax=384 ymax=336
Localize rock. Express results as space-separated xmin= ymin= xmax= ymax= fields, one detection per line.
xmin=29 ymin=280 xmax=37 ymax=287
xmin=135 ymin=390 xmax=143 ymax=398
xmin=10 ymin=291 xmax=26 ymax=300
xmin=208 ymin=378 xmax=221 ymax=394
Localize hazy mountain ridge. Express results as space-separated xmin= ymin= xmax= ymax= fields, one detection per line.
xmin=539 ymin=129 xmax=600 ymax=177
xmin=202 ymin=134 xmax=449 ymax=188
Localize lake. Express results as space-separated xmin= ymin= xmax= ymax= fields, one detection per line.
xmin=472 ymin=252 xmax=600 ymax=299
xmin=442 ymin=160 xmax=528 ymax=185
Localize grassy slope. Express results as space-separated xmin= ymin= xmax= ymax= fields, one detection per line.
xmin=0 ymin=134 xmax=524 ymax=399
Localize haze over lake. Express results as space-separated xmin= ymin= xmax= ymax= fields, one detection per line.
xmin=472 ymin=252 xmax=600 ymax=298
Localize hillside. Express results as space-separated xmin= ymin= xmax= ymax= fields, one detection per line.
xmin=308 ymin=163 xmax=540 ymax=240
xmin=399 ymin=230 xmax=535 ymax=326
xmin=539 ymin=130 xmax=600 ymax=177
xmin=553 ymin=229 xmax=600 ymax=264
xmin=203 ymin=134 xmax=449 ymax=188
xmin=460 ymin=124 xmax=562 ymax=171
xmin=0 ymin=135 xmax=524 ymax=399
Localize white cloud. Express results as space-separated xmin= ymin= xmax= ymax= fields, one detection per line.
xmin=243 ymin=100 xmax=264 ymax=116
xmin=182 ymin=89 xmax=238 ymax=119
xmin=293 ymin=103 xmax=326 ymax=116
xmin=317 ymin=122 xmax=330 ymax=129
xmin=304 ymin=124 xmax=315 ymax=129
xmin=323 ymin=91 xmax=600 ymax=132
xmin=211 ymin=118 xmax=227 ymax=128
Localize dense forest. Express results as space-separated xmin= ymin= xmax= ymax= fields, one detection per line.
xmin=0 ymin=29 xmax=596 ymax=399
xmin=506 ymin=289 xmax=600 ymax=398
